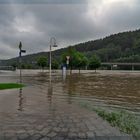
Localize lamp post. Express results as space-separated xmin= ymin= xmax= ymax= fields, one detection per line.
xmin=19 ymin=41 xmax=26 ymax=83
xmin=49 ymin=37 xmax=57 ymax=79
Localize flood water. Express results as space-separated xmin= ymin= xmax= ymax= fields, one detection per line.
xmin=0 ymin=70 xmax=140 ymax=115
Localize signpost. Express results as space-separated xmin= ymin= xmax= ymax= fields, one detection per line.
xmin=66 ymin=56 xmax=70 ymax=74
xmin=19 ymin=42 xmax=26 ymax=83
xmin=66 ymin=56 xmax=70 ymax=65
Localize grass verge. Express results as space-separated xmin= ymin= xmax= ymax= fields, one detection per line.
xmin=0 ymin=83 xmax=24 ymax=90
xmin=78 ymin=101 xmax=140 ymax=136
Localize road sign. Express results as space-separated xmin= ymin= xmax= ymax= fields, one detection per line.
xmin=21 ymin=50 xmax=26 ymax=53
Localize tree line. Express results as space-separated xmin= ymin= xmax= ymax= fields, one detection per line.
xmin=1 ymin=29 xmax=140 ymax=68
xmin=36 ymin=48 xmax=101 ymax=72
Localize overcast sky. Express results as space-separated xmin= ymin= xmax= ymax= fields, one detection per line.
xmin=0 ymin=0 xmax=140 ymax=59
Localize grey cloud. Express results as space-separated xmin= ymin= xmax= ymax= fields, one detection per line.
xmin=0 ymin=0 xmax=140 ymax=59
xmin=0 ymin=0 xmax=88 ymax=4
xmin=22 ymin=4 xmax=102 ymax=44
xmin=101 ymin=2 xmax=140 ymax=31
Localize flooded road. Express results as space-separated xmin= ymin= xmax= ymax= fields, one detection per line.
xmin=0 ymin=70 xmax=139 ymax=139
xmin=0 ymin=70 xmax=139 ymax=114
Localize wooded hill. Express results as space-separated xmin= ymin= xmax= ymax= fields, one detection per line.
xmin=1 ymin=29 xmax=140 ymax=67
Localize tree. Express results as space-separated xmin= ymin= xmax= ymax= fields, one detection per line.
xmin=21 ymin=64 xmax=26 ymax=69
xmin=37 ymin=56 xmax=47 ymax=70
xmin=52 ymin=59 xmax=59 ymax=69
xmin=61 ymin=47 xmax=88 ymax=73
xmin=89 ymin=55 xmax=101 ymax=72
xmin=26 ymin=64 xmax=32 ymax=69
xmin=11 ymin=62 xmax=17 ymax=70
xmin=76 ymin=52 xmax=88 ymax=73
xmin=61 ymin=48 xmax=78 ymax=73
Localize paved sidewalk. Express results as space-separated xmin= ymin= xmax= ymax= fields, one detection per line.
xmin=0 ymin=98 xmax=130 ymax=140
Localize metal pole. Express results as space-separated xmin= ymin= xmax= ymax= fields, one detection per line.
xmin=49 ymin=37 xmax=57 ymax=80
xmin=18 ymin=42 xmax=26 ymax=83
xmin=49 ymin=44 xmax=52 ymax=80
xmin=19 ymin=50 xmax=22 ymax=83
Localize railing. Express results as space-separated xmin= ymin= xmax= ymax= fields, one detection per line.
xmin=101 ymin=62 xmax=140 ymax=66
xmin=0 ymin=66 xmax=16 ymax=71
xmin=101 ymin=62 xmax=140 ymax=70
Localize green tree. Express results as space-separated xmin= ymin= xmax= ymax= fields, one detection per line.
xmin=52 ymin=59 xmax=59 ymax=69
xmin=26 ymin=64 xmax=32 ymax=69
xmin=61 ymin=48 xmax=78 ymax=73
xmin=76 ymin=52 xmax=88 ymax=73
xmin=61 ymin=47 xmax=88 ymax=73
xmin=11 ymin=62 xmax=17 ymax=70
xmin=37 ymin=56 xmax=47 ymax=70
xmin=89 ymin=55 xmax=101 ymax=72
xmin=21 ymin=64 xmax=25 ymax=69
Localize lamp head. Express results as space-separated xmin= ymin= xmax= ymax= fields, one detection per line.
xmin=53 ymin=44 xmax=57 ymax=47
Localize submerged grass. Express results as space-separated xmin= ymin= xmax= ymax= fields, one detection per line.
xmin=79 ymin=101 xmax=140 ymax=136
xmin=95 ymin=108 xmax=139 ymax=135
xmin=0 ymin=83 xmax=24 ymax=90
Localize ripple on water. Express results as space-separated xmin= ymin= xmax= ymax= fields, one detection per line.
xmin=0 ymin=70 xmax=140 ymax=115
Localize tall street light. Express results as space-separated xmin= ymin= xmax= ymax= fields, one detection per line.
xmin=49 ymin=37 xmax=57 ymax=79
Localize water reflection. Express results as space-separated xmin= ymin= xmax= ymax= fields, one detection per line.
xmin=47 ymin=77 xmax=53 ymax=105
xmin=18 ymin=71 xmax=24 ymax=111
xmin=63 ymin=74 xmax=81 ymax=104
xmin=61 ymin=73 xmax=140 ymax=113
xmin=66 ymin=76 xmax=73 ymax=104
xmin=48 ymin=81 xmax=53 ymax=105
xmin=3 ymin=70 xmax=139 ymax=114
xmin=18 ymin=88 xmax=24 ymax=111
xmin=62 ymin=72 xmax=66 ymax=82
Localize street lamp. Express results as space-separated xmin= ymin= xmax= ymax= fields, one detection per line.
xmin=19 ymin=41 xmax=26 ymax=83
xmin=49 ymin=37 xmax=57 ymax=79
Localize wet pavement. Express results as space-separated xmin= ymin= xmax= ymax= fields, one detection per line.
xmin=0 ymin=70 xmax=139 ymax=139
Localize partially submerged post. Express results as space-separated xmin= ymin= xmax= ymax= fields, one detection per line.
xmin=49 ymin=37 xmax=57 ymax=80
xmin=19 ymin=41 xmax=26 ymax=83
xmin=48 ymin=37 xmax=57 ymax=104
